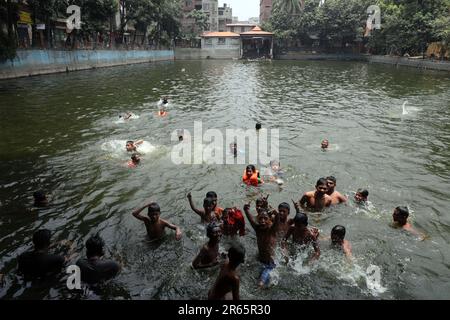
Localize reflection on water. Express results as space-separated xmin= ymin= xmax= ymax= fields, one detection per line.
xmin=0 ymin=60 xmax=449 ymax=299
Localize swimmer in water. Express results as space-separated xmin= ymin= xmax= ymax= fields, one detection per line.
xmin=243 ymin=202 xmax=280 ymax=287
xmin=187 ymin=193 xmax=221 ymax=223
xmin=256 ymin=123 xmax=262 ymax=130
xmin=220 ymin=208 xmax=246 ymax=237
xmin=33 ymin=190 xmax=49 ymax=208
xmin=321 ymin=139 xmax=329 ymax=150
xmin=132 ymin=202 xmax=182 ymax=241
xmin=299 ymin=178 xmax=332 ymax=212
xmin=208 ymin=244 xmax=245 ymax=300
xmin=242 ymin=165 xmax=263 ymax=186
xmin=266 ymin=160 xmax=284 ymax=184
xmin=392 ymin=206 xmax=425 ymax=239
xmin=192 ymin=222 xmax=222 ymax=269
xmin=119 ymin=112 xmax=133 ymax=120
xmin=276 ymin=202 xmax=291 ymax=236
xmin=282 ymin=212 xmax=320 ymax=263
xmin=126 ymin=140 xmax=143 ymax=152
xmin=326 ymin=176 xmax=347 ymax=205
xmin=127 ymin=153 xmax=140 ymax=168
xmin=354 ymin=189 xmax=369 ymax=204
xmin=330 ymin=225 xmax=352 ymax=260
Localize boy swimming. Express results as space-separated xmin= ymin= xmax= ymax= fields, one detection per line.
xmin=192 ymin=223 xmax=222 ymax=269
xmin=221 ymin=208 xmax=245 ymax=237
xmin=299 ymin=178 xmax=332 ymax=212
xmin=326 ymin=176 xmax=347 ymax=205
xmin=187 ymin=192 xmax=222 ymax=223
xmin=208 ymin=244 xmax=245 ymax=300
xmin=243 ymin=165 xmax=263 ymax=186
xmin=392 ymin=206 xmax=424 ymax=238
xmin=330 ymin=225 xmax=352 ymax=260
xmin=126 ymin=140 xmax=143 ymax=152
xmin=321 ymin=139 xmax=329 ymax=150
xmin=127 ymin=153 xmax=140 ymax=168
xmin=277 ymin=202 xmax=291 ymax=236
xmin=132 ymin=202 xmax=182 ymax=241
xmin=243 ymin=202 xmax=279 ymax=287
xmin=355 ymin=189 xmax=369 ymax=203
xmin=282 ymin=212 xmax=320 ymax=262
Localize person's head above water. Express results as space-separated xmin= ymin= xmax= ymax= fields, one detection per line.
xmin=331 ymin=225 xmax=346 ymax=245
xmin=33 ymin=190 xmax=48 ymax=207
xmin=294 ymin=212 xmax=308 ymax=228
xmin=32 ymin=229 xmax=52 ymax=250
xmin=203 ymin=197 xmax=215 ymax=214
xmin=86 ymin=234 xmax=105 ymax=258
xmin=245 ymin=165 xmax=256 ymax=176
xmin=355 ymin=189 xmax=369 ymax=202
xmin=256 ymin=123 xmax=262 ymax=130
xmin=228 ymin=243 xmax=245 ymax=267
xmin=147 ymin=202 xmax=161 ymax=222
xmin=131 ymin=153 xmax=140 ymax=165
xmin=206 ymin=222 xmax=222 ymax=240
xmin=270 ymin=160 xmax=280 ymax=172
xmin=315 ymin=178 xmax=328 ymax=195
xmin=257 ymin=210 xmax=272 ymax=229
xmin=126 ymin=141 xmax=136 ymax=152
xmin=206 ymin=191 xmax=218 ymax=208
xmin=321 ymin=139 xmax=329 ymax=149
xmin=326 ymin=176 xmax=337 ymax=193
xmin=393 ymin=206 xmax=409 ymax=226
xmin=278 ymin=202 xmax=290 ymax=219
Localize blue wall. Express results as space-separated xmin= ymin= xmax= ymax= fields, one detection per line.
xmin=0 ymin=49 xmax=174 ymax=79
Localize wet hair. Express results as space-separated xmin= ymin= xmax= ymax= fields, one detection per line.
xmin=131 ymin=153 xmax=140 ymax=162
xmin=316 ymin=178 xmax=328 ymax=187
xmin=331 ymin=225 xmax=346 ymax=239
xmin=246 ymin=165 xmax=256 ymax=172
xmin=294 ymin=212 xmax=308 ymax=226
xmin=206 ymin=191 xmax=217 ymax=199
xmin=395 ymin=206 xmax=409 ymax=218
xmin=126 ymin=140 xmax=134 ymax=145
xmin=203 ymin=197 xmax=214 ymax=208
xmin=256 ymin=123 xmax=262 ymax=130
xmin=86 ymin=234 xmax=105 ymax=258
xmin=147 ymin=203 xmax=161 ymax=216
xmin=33 ymin=190 xmax=47 ymax=202
xmin=32 ymin=229 xmax=51 ymax=250
xmin=228 ymin=243 xmax=245 ymax=265
xmin=206 ymin=222 xmax=221 ymax=238
xmin=357 ymin=189 xmax=369 ymax=197
xmin=326 ymin=176 xmax=337 ymax=184
xmin=278 ymin=202 xmax=290 ymax=212
xmin=258 ymin=210 xmax=270 ymax=218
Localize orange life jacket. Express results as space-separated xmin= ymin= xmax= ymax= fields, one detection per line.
xmin=243 ymin=169 xmax=260 ymax=186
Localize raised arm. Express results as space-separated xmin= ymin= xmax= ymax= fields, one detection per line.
xmin=299 ymin=193 xmax=309 ymax=210
xmin=135 ymin=140 xmax=144 ymax=145
xmin=163 ymin=219 xmax=182 ymax=240
xmin=132 ymin=203 xmax=151 ymax=222
xmin=243 ymin=203 xmax=258 ymax=231
xmin=187 ymin=192 xmax=206 ymax=217
xmin=292 ymin=199 xmax=301 ymax=214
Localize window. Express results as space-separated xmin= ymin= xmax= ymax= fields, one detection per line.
xmin=230 ymin=27 xmax=234 ymax=32
xmin=218 ymin=38 xmax=226 ymax=45
xmin=204 ymin=3 xmax=209 ymax=10
xmin=241 ymin=27 xmax=245 ymax=33
xmin=205 ymin=38 xmax=212 ymax=46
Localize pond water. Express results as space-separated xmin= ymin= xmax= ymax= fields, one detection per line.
xmin=0 ymin=60 xmax=449 ymax=299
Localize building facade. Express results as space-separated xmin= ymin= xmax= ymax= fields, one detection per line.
xmin=259 ymin=0 xmax=273 ymax=23
xmin=218 ymin=3 xmax=233 ymax=32
xmin=202 ymin=0 xmax=219 ymax=31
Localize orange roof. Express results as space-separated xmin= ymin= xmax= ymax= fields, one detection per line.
xmin=201 ymin=31 xmax=240 ymax=38
xmin=240 ymin=26 xmax=273 ymax=36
